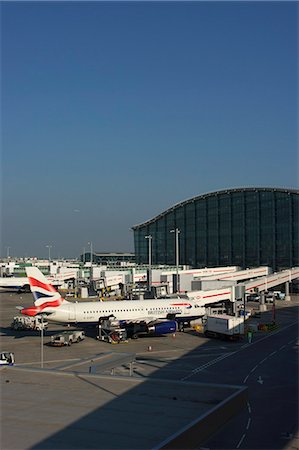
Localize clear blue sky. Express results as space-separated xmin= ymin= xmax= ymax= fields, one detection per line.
xmin=1 ymin=1 xmax=298 ymax=259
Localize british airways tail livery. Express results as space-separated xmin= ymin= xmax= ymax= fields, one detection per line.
xmin=21 ymin=267 xmax=206 ymax=335
xmin=21 ymin=267 xmax=67 ymax=317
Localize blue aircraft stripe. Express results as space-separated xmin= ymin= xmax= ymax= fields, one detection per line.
xmin=33 ymin=291 xmax=54 ymax=300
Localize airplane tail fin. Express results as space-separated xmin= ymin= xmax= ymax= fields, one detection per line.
xmin=23 ymin=267 xmax=67 ymax=316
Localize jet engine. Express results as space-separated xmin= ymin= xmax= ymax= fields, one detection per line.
xmin=148 ymin=320 xmax=177 ymax=335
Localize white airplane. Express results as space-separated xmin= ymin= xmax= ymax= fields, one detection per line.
xmin=0 ymin=277 xmax=30 ymax=293
xmin=20 ymin=267 xmax=206 ymax=337
xmin=0 ymin=271 xmax=76 ymax=293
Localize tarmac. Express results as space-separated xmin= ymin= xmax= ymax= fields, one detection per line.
xmin=3 ymin=292 xmax=298 ymax=449
xmin=0 ymin=291 xmax=249 ymax=449
xmin=1 ymin=366 xmax=246 ymax=450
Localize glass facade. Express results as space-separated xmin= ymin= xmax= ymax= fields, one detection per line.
xmin=81 ymin=252 xmax=135 ymax=266
xmin=132 ymin=188 xmax=299 ymax=271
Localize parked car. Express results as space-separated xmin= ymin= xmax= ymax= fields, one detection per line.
xmin=265 ymin=291 xmax=286 ymax=302
xmin=246 ymin=294 xmax=260 ymax=302
xmin=273 ymin=291 xmax=286 ymax=300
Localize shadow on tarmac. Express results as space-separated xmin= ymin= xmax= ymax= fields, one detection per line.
xmin=2 ymin=292 xmax=298 ymax=449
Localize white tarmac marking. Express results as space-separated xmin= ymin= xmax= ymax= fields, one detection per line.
xmin=181 ymin=352 xmax=235 ymax=380
xmin=236 ymin=433 xmax=246 ymax=448
xmin=244 ymin=337 xmax=290 ymax=384
xmin=259 ymin=356 xmax=268 ymax=364
xmin=236 ymin=320 xmax=297 ymax=450
xmin=17 ymin=358 xmax=80 ymax=366
xmin=181 ymin=320 xmax=298 ymax=382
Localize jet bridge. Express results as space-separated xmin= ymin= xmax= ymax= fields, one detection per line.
xmin=186 ymin=268 xmax=299 ymax=307
xmin=245 ymin=267 xmax=299 ymax=293
xmin=195 ymin=266 xmax=272 ymax=282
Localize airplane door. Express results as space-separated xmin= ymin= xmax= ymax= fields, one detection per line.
xmin=68 ymin=305 xmax=76 ymax=321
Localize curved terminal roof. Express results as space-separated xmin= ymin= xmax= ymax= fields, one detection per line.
xmin=132 ymin=186 xmax=299 ymax=230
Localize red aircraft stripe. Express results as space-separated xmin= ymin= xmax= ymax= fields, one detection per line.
xmin=21 ymin=299 xmax=62 ymax=316
xmin=202 ymin=291 xmax=231 ymax=299
xmin=171 ymin=303 xmax=191 ymax=307
xmin=38 ymin=299 xmax=62 ymax=309
xmin=28 ymin=277 xmax=57 ymax=292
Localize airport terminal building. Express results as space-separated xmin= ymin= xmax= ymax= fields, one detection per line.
xmin=132 ymin=187 xmax=299 ymax=271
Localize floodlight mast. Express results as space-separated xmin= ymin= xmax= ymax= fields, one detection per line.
xmin=46 ymin=245 xmax=52 ymax=262
xmin=145 ymin=235 xmax=152 ymax=292
xmin=88 ymin=241 xmax=93 ymax=282
xmin=170 ymin=228 xmax=180 ymax=293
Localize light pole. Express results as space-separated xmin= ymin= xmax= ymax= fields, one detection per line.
xmin=170 ymin=228 xmax=180 ymax=293
xmin=46 ymin=245 xmax=52 ymax=262
xmin=6 ymin=247 xmax=10 ymax=259
xmin=145 ymin=235 xmax=152 ymax=292
xmin=41 ymin=314 xmax=45 ymax=368
xmin=88 ymin=241 xmax=93 ymax=283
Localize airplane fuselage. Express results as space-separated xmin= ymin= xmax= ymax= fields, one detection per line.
xmin=45 ymin=298 xmax=205 ymax=324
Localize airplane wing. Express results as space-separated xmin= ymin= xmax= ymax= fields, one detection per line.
xmin=124 ymin=316 xmax=157 ymax=324
xmin=98 ymin=315 xmax=160 ymax=325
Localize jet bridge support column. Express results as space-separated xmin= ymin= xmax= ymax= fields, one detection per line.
xmin=259 ymin=292 xmax=267 ymax=312
xmin=232 ymin=285 xmax=245 ymax=319
xmin=285 ymin=282 xmax=291 ymax=301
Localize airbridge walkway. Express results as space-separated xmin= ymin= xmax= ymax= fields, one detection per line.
xmin=187 ymin=267 xmax=299 ymax=306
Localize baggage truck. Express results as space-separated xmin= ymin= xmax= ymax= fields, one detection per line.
xmin=50 ymin=330 xmax=85 ymax=346
xmin=11 ymin=316 xmax=48 ymax=331
xmin=204 ymin=314 xmax=244 ymax=340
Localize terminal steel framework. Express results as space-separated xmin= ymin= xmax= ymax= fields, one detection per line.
xmin=132 ymin=187 xmax=299 ymax=271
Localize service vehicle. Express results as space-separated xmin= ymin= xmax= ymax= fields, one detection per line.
xmin=238 ymin=308 xmax=251 ymax=318
xmin=11 ymin=315 xmax=48 ymax=331
xmin=50 ymin=330 xmax=85 ymax=346
xmin=204 ymin=314 xmax=244 ymax=340
xmin=0 ymin=351 xmax=15 ymax=366
xmin=97 ymin=318 xmax=128 ymax=344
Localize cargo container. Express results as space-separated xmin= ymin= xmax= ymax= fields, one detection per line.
xmin=204 ymin=314 xmax=244 ymax=339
